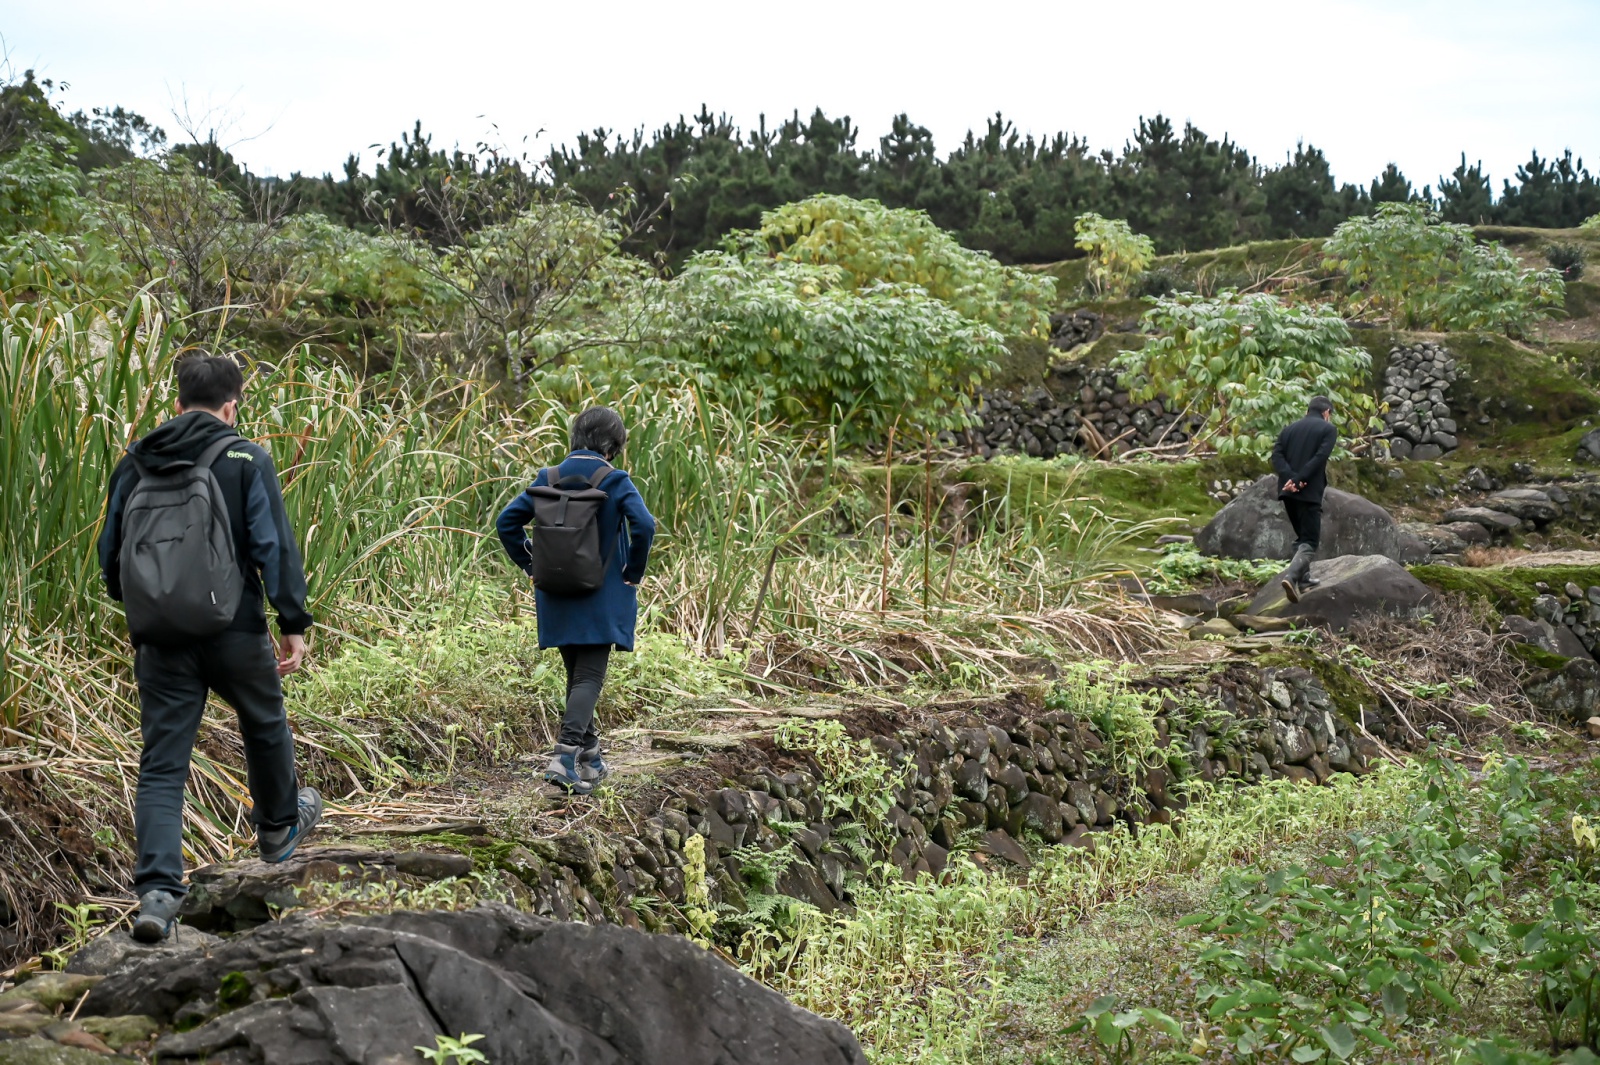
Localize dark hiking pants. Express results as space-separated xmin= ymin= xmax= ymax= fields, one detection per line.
xmin=133 ymin=631 xmax=299 ymax=896
xmin=1282 ymin=498 xmax=1323 ymax=553
xmin=558 ymin=644 xmax=612 ymax=748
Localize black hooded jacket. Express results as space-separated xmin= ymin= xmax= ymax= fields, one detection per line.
xmin=98 ymin=411 xmax=313 ymax=639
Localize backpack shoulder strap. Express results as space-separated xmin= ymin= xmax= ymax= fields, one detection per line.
xmin=585 ymin=463 xmax=615 ymax=489
xmin=126 ymin=434 xmax=242 ymax=481
xmin=196 ymin=434 xmax=243 ymax=471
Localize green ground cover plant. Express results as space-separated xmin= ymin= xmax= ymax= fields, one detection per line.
xmin=1026 ymin=753 xmax=1600 ymax=1064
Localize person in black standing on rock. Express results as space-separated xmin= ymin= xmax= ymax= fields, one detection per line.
xmin=1271 ymin=395 xmax=1338 ymax=602
xmin=98 ymin=354 xmax=323 ymax=943
xmin=496 ymin=407 xmax=656 ymax=795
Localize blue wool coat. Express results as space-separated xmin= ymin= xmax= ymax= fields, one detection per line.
xmin=496 ymin=450 xmax=657 ymax=650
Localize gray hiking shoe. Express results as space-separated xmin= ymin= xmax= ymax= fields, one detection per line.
xmin=132 ymin=889 xmax=182 ymax=944
xmin=545 ymin=744 xmax=593 ymax=795
xmin=578 ymin=742 xmax=609 ymax=785
xmin=258 ymin=787 xmax=324 ymax=863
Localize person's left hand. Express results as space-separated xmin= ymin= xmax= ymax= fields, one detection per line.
xmin=277 ymin=634 xmax=307 ymax=676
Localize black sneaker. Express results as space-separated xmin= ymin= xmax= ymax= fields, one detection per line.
xmin=131 ymin=889 xmax=182 ymax=944
xmin=1281 ymin=578 xmax=1301 ymax=603
xmin=258 ymin=787 xmax=324 ymax=863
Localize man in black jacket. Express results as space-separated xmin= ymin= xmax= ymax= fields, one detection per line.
xmin=1270 ymin=396 xmax=1338 ymax=601
xmin=98 ymin=355 xmax=323 ymax=942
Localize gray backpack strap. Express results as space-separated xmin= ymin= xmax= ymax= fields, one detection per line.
xmin=196 ymin=435 xmax=243 ymax=470
xmin=585 ymin=463 xmax=614 ymax=489
xmin=127 ymin=434 xmax=241 ymax=481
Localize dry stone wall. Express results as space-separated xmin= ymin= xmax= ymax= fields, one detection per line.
xmin=969 ymin=368 xmax=1201 ymax=459
xmin=178 ymin=664 xmax=1396 ymax=940
xmin=1379 ymin=341 xmax=1461 ymax=460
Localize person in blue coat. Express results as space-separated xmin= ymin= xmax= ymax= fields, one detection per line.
xmin=496 ymin=407 xmax=656 ymax=793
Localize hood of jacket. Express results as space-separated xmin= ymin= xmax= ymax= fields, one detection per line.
xmin=127 ymin=410 xmax=237 ymax=473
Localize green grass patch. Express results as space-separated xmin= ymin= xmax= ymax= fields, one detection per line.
xmin=1447 ymin=331 xmax=1600 ymax=425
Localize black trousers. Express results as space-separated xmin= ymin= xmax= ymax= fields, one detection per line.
xmin=557 ymin=644 xmax=611 ymax=748
xmin=133 ymin=630 xmax=299 ymax=896
xmin=1282 ymin=498 xmax=1323 ymax=552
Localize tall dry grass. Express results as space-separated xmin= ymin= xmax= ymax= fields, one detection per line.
xmin=0 ymin=295 xmax=1160 ymax=963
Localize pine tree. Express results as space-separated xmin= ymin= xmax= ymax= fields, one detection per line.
xmin=1436 ymin=155 xmax=1495 ymax=224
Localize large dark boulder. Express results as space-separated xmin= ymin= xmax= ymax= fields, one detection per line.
xmin=1196 ymin=476 xmax=1428 ymax=563
xmin=1245 ymin=555 xmax=1435 ymax=630
xmin=78 ymin=905 xmax=863 ymax=1065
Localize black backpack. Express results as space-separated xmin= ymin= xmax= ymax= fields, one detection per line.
xmin=118 ymin=434 xmax=245 ymax=643
xmin=524 ymin=463 xmax=619 ymax=596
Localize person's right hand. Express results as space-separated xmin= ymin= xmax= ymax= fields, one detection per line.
xmin=277 ymin=634 xmax=307 ymax=676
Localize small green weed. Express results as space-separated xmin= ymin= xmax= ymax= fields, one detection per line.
xmin=416 ymin=1033 xmax=489 ymax=1065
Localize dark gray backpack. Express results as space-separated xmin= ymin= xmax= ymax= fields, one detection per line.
xmin=525 ymin=463 xmax=617 ymax=596
xmin=119 ymin=434 xmax=245 ymax=643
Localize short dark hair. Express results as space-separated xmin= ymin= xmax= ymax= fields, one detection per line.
xmin=1307 ymin=396 xmax=1334 ymax=415
xmin=177 ymin=354 xmax=245 ymax=410
xmin=570 ymin=406 xmax=627 ymax=459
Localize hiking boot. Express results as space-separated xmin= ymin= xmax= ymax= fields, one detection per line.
xmin=544 ymin=744 xmax=593 ymax=795
xmin=1279 ymin=546 xmax=1314 ymax=603
xmin=131 ymin=889 xmax=182 ymax=944
xmin=578 ymin=743 xmax=609 ymax=786
xmin=258 ymin=787 xmax=324 ymax=864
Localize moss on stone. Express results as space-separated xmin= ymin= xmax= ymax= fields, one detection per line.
xmin=1444 ymin=331 xmax=1600 ymax=425
xmin=1255 ymin=648 xmax=1380 ymax=724
xmin=959 ymin=455 xmax=1262 ymax=531
xmin=1509 ymin=641 xmax=1570 ymax=671
xmin=1411 ymin=563 xmax=1600 ymax=613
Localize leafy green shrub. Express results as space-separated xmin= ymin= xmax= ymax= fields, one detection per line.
xmin=1113 ymin=291 xmax=1377 ymax=456
xmin=1065 ymin=995 xmax=1193 ymax=1063
xmin=1547 ymin=242 xmax=1587 ymax=283
xmin=1582 ymin=214 xmax=1600 ymax=232
xmin=751 ymin=194 xmax=1054 ymax=336
xmin=1514 ymin=896 xmax=1600 ymax=1055
xmin=267 ymin=212 xmax=452 ymax=320
xmin=1075 ymin=212 xmax=1156 ymax=298
xmin=1324 ymin=202 xmax=1565 ymax=335
xmin=657 ymin=251 xmax=1007 ymax=439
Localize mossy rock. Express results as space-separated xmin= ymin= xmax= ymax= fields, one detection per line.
xmin=958 ymin=454 xmax=1263 ymax=531
xmin=1444 ymin=331 xmax=1600 ymax=424
xmin=1255 ymin=648 xmax=1380 ymax=724
xmin=990 ymin=335 xmax=1056 ymax=392
xmin=1075 ymin=331 xmax=1146 ymax=369
xmin=1509 ymin=641 xmax=1572 ymax=672
xmin=983 ymin=332 xmax=1151 ymax=396
xmin=1411 ymin=563 xmax=1600 ymax=613
xmin=1562 ymin=279 xmax=1600 ymax=319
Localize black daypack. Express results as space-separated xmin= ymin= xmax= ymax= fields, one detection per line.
xmin=524 ymin=463 xmax=619 ymax=596
xmin=119 ymin=434 xmax=245 ymax=643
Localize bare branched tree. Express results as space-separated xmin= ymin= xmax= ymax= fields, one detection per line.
xmin=91 ymin=157 xmax=287 ymax=336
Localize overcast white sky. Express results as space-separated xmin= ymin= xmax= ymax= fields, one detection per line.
xmin=8 ymin=0 xmax=1599 ymax=192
